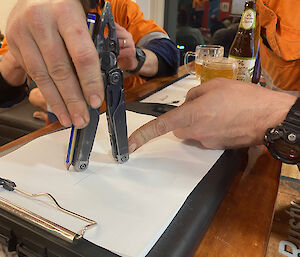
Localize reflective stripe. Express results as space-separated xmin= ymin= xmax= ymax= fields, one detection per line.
xmin=137 ymin=32 xmax=169 ymax=48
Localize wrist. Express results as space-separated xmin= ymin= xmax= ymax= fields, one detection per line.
xmin=126 ymin=47 xmax=146 ymax=74
xmin=264 ymin=96 xmax=300 ymax=164
xmin=255 ymin=93 xmax=297 ymax=144
xmin=128 ymin=58 xmax=139 ymax=72
xmin=266 ymin=94 xmax=297 ymax=129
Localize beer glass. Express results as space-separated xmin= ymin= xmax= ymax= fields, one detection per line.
xmin=201 ymin=58 xmax=238 ymax=84
xmin=184 ymin=45 xmax=224 ymax=79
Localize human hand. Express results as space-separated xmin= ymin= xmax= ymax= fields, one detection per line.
xmin=6 ymin=0 xmax=104 ymax=128
xmin=128 ymin=78 xmax=297 ymax=152
xmin=0 ymin=51 xmax=26 ymax=86
xmin=115 ymin=23 xmax=137 ymax=71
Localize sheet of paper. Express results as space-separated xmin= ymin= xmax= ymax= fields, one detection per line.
xmin=0 ymin=111 xmax=223 ymax=257
xmin=141 ymin=75 xmax=200 ymax=106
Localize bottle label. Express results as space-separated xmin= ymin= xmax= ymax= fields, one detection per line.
xmin=240 ymin=9 xmax=256 ymax=30
xmin=229 ymin=56 xmax=256 ymax=82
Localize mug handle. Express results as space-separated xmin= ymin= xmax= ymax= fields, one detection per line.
xmin=184 ymin=51 xmax=196 ymax=75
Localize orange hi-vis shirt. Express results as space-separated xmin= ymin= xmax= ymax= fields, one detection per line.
xmin=257 ymin=0 xmax=300 ymax=92
xmin=92 ymin=0 xmax=168 ymax=92
xmin=0 ymin=38 xmax=8 ymax=56
xmin=0 ymin=0 xmax=169 ymax=92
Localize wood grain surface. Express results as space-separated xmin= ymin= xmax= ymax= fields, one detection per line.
xmin=266 ymin=175 xmax=300 ymax=257
xmin=195 ymin=146 xmax=281 ymax=257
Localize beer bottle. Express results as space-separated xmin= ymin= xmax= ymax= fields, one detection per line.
xmin=229 ymin=0 xmax=256 ymax=82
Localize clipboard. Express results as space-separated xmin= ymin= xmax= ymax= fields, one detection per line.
xmin=0 ymin=76 xmax=243 ymax=257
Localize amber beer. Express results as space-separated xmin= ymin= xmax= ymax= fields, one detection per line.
xmin=185 ymin=45 xmax=224 ymax=79
xmin=201 ymin=58 xmax=237 ymax=84
xmin=195 ymin=61 xmax=202 ymax=78
xmin=229 ymin=0 xmax=256 ymax=82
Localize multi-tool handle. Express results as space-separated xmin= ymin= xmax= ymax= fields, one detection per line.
xmin=66 ymin=2 xmax=129 ymax=171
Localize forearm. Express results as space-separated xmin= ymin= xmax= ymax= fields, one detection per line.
xmin=254 ymin=91 xmax=297 ymax=145
xmin=143 ymin=38 xmax=179 ymax=77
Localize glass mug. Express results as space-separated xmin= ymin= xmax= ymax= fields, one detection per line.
xmin=184 ymin=45 xmax=224 ymax=79
xmin=200 ymin=57 xmax=238 ymax=84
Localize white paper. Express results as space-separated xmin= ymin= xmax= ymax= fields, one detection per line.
xmin=0 ymin=111 xmax=223 ymax=257
xmin=141 ymin=75 xmax=200 ymax=106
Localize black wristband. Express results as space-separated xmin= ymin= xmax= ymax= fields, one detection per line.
xmin=264 ymin=98 xmax=300 ymax=164
xmin=0 ymin=72 xmax=28 ymax=108
xmin=126 ymin=47 xmax=146 ymax=74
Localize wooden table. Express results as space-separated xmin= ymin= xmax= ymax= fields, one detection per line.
xmin=0 ymin=66 xmax=281 ymax=257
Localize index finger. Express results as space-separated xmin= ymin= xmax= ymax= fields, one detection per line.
xmin=56 ymin=1 xmax=104 ymax=108
xmin=128 ymin=102 xmax=198 ymax=152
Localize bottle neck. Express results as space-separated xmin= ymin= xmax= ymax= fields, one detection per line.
xmin=239 ymin=5 xmax=256 ymax=31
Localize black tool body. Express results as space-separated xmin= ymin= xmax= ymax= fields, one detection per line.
xmin=66 ymin=2 xmax=129 ymax=171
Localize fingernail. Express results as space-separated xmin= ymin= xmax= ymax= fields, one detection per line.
xmin=60 ymin=114 xmax=72 ymax=127
xmin=73 ymin=114 xmax=86 ymax=128
xmin=90 ymin=95 xmax=101 ymax=108
xmin=129 ymin=142 xmax=137 ymax=153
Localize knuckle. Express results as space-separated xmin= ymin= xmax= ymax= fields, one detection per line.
xmin=63 ymin=97 xmax=86 ymax=109
xmin=25 ymin=4 xmax=47 ymax=35
xmin=136 ymin=129 xmax=149 ymax=146
xmin=48 ymin=63 xmax=73 ymax=83
xmin=73 ymin=47 xmax=97 ymax=67
xmin=81 ymin=73 xmax=102 ymax=89
xmin=48 ymin=101 xmax=62 ymax=112
xmin=48 ymin=101 xmax=69 ymax=118
xmin=29 ymin=70 xmax=51 ymax=85
xmin=154 ymin=117 xmax=169 ymax=136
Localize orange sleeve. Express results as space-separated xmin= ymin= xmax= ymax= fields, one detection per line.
xmin=0 ymin=38 xmax=8 ymax=56
xmin=257 ymin=0 xmax=300 ymax=91
xmin=94 ymin=0 xmax=168 ymax=91
xmin=108 ymin=0 xmax=166 ymax=44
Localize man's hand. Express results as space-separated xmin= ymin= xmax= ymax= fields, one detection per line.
xmin=6 ymin=0 xmax=104 ymax=128
xmin=128 ymin=78 xmax=297 ymax=152
xmin=115 ymin=23 xmax=158 ymax=77
xmin=115 ymin=23 xmax=137 ymax=71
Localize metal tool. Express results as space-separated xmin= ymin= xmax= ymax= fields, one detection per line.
xmin=66 ymin=2 xmax=129 ymax=171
